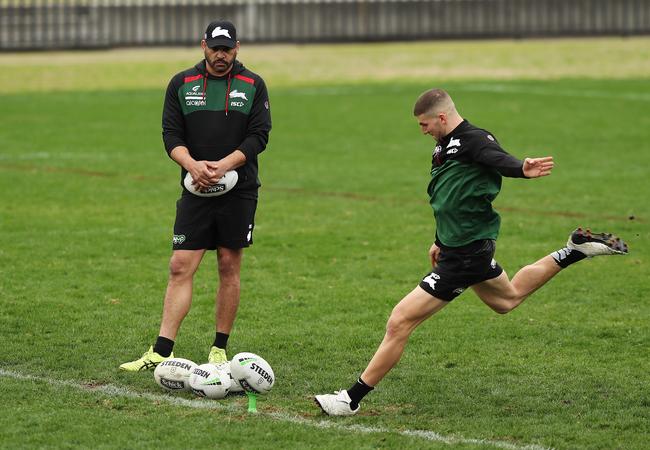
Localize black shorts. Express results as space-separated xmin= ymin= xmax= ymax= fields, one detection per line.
xmin=418 ymin=239 xmax=503 ymax=302
xmin=172 ymin=194 xmax=257 ymax=250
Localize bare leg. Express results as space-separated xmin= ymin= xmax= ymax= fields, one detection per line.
xmin=360 ymin=286 xmax=449 ymax=387
xmin=473 ymin=255 xmax=561 ymax=314
xmin=159 ymin=249 xmax=206 ymax=339
xmin=215 ymin=247 xmax=243 ymax=334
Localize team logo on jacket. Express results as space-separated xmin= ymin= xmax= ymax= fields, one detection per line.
xmin=229 ymin=90 xmax=248 ymax=108
xmin=229 ymin=90 xmax=248 ymax=101
xmin=446 ymin=137 xmax=460 ymax=148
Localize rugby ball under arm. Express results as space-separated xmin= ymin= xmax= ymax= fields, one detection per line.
xmin=183 ymin=170 xmax=238 ymax=197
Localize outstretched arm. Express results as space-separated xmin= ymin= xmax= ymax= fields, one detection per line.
xmin=522 ymin=156 xmax=554 ymax=178
xmin=474 ymin=144 xmax=554 ymax=179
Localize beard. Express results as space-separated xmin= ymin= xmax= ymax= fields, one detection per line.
xmin=208 ymin=56 xmax=235 ymax=75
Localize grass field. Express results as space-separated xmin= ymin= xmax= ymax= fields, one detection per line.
xmin=1 ymin=38 xmax=649 ymax=449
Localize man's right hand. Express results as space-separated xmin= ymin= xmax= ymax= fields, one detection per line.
xmin=187 ymin=160 xmax=222 ymax=189
xmin=170 ymin=146 xmax=223 ymax=190
xmin=429 ymin=242 xmax=441 ymax=267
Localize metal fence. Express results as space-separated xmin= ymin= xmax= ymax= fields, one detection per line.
xmin=1 ymin=0 xmax=650 ymax=51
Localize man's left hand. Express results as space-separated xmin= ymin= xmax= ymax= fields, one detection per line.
xmin=204 ymin=161 xmax=229 ymax=184
xmin=523 ymin=156 xmax=554 ymax=178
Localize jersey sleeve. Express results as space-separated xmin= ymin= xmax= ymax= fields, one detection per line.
xmin=238 ymin=77 xmax=272 ymax=161
xmin=161 ymin=73 xmax=187 ymax=156
xmin=471 ymin=133 xmax=525 ymax=178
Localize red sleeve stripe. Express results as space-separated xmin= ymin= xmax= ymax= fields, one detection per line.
xmin=184 ymin=74 xmax=203 ymax=83
xmin=235 ymin=74 xmax=255 ymax=85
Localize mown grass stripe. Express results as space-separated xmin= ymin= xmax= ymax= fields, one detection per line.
xmin=458 ymin=83 xmax=650 ymax=102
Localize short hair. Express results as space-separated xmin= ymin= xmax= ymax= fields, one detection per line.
xmin=413 ymin=89 xmax=456 ymax=117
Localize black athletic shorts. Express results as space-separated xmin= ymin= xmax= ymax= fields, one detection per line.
xmin=419 ymin=239 xmax=503 ymax=301
xmin=172 ymin=193 xmax=257 ymax=250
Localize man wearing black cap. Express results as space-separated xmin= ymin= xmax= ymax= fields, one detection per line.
xmin=120 ymin=20 xmax=272 ymax=371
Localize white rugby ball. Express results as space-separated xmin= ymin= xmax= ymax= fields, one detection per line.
xmin=216 ymin=361 xmax=244 ymax=393
xmin=189 ymin=363 xmax=231 ymax=399
xmin=230 ymin=352 xmax=275 ymax=395
xmin=183 ymin=170 xmax=238 ymax=197
xmin=154 ymin=358 xmax=197 ymax=392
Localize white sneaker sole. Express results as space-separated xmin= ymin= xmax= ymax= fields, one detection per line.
xmin=567 ymin=228 xmax=628 ymax=256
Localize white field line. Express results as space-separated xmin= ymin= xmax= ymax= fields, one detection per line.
xmin=0 ymin=368 xmax=551 ymax=450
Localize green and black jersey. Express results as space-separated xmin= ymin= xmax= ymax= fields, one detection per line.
xmin=428 ymin=120 xmax=526 ymax=248
xmin=162 ymin=60 xmax=271 ymax=199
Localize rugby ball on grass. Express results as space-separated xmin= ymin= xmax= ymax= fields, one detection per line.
xmin=215 ymin=361 xmax=244 ymax=393
xmin=154 ymin=358 xmax=197 ymax=392
xmin=183 ymin=170 xmax=238 ymax=197
xmin=230 ymin=352 xmax=275 ymax=395
xmin=189 ymin=363 xmax=231 ymax=399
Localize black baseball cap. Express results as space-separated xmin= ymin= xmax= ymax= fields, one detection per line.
xmin=204 ymin=20 xmax=237 ymax=49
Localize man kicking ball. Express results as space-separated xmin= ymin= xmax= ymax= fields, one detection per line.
xmin=314 ymin=88 xmax=628 ymax=416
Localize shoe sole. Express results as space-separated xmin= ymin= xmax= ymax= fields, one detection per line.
xmin=568 ymin=227 xmax=628 ymax=255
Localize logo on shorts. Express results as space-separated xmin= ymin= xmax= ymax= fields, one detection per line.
xmin=173 ymin=234 xmax=186 ymax=245
xmin=422 ymin=272 xmax=440 ymax=291
xmin=490 ymin=258 xmax=497 ymax=269
xmin=453 ymin=287 xmax=465 ymax=294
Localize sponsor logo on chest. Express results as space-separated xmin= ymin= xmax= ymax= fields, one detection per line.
xmin=185 ymin=85 xmax=206 ymax=106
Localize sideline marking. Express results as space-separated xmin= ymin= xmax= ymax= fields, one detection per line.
xmin=0 ymin=368 xmax=550 ymax=450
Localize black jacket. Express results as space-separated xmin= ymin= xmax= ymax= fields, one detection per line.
xmin=162 ymin=60 xmax=271 ymax=199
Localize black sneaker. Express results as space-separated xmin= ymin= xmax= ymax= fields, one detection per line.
xmin=567 ymin=228 xmax=628 ymax=256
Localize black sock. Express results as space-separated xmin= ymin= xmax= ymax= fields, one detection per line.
xmin=347 ymin=377 xmax=374 ymax=410
xmin=213 ymin=332 xmax=229 ymax=350
xmin=550 ymin=247 xmax=587 ymax=268
xmin=153 ymin=336 xmax=174 ymax=357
